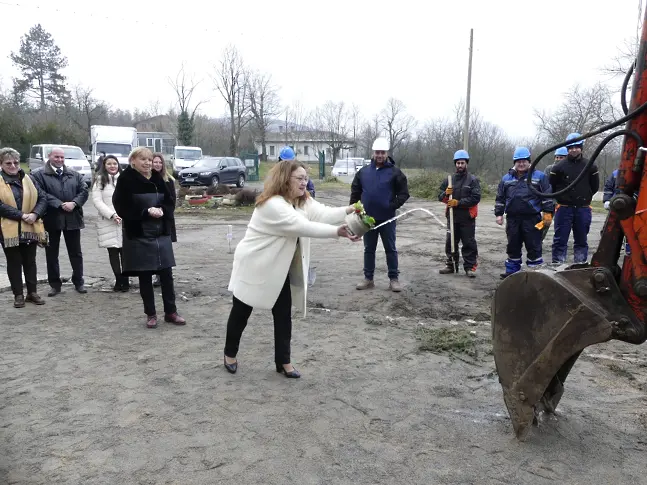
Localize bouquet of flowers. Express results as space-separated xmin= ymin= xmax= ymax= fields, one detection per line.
xmin=353 ymin=201 xmax=376 ymax=228
xmin=345 ymin=201 xmax=376 ymax=237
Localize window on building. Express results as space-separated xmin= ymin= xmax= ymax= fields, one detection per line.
xmin=269 ymin=145 xmax=275 ymax=156
xmin=278 ymin=125 xmax=284 ymax=132
xmin=303 ymin=146 xmax=309 ymax=156
xmin=146 ymin=138 xmax=154 ymax=147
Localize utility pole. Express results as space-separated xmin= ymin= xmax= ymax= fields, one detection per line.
xmin=463 ymin=28 xmax=474 ymax=152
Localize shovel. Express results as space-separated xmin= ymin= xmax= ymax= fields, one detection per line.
xmin=448 ymin=175 xmax=459 ymax=273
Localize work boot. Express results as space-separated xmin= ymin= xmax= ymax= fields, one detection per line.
xmin=439 ymin=265 xmax=455 ymax=275
xmin=26 ymin=293 xmax=45 ymax=305
xmin=389 ymin=279 xmax=402 ymax=292
xmin=13 ymin=295 xmax=25 ymax=308
xmin=466 ymin=268 xmax=477 ymax=278
xmin=356 ymin=279 xmax=375 ymax=290
xmin=48 ymin=287 xmax=61 ymax=297
xmin=75 ymin=285 xmax=88 ymax=294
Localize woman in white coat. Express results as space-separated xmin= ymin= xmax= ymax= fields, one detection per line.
xmin=91 ymin=155 xmax=128 ymax=291
xmin=224 ymin=154 xmax=360 ymax=378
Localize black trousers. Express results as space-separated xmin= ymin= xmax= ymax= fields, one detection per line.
xmin=444 ymin=219 xmax=478 ymax=271
xmin=224 ymin=277 xmax=292 ymax=365
xmin=107 ymin=248 xmax=127 ymax=285
xmin=138 ymin=268 xmax=176 ymax=316
xmin=45 ymin=229 xmax=83 ymax=288
xmin=3 ymin=243 xmax=38 ymax=296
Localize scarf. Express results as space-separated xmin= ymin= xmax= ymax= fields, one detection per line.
xmin=0 ymin=174 xmax=48 ymax=248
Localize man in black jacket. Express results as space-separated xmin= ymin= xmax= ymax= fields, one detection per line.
xmin=549 ymin=133 xmax=600 ymax=264
xmin=31 ymin=147 xmax=89 ymax=296
xmin=350 ymin=138 xmax=409 ymax=292
xmin=438 ymin=150 xmax=481 ymax=277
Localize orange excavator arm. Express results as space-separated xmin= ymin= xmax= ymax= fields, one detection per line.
xmin=492 ymin=8 xmax=647 ymax=440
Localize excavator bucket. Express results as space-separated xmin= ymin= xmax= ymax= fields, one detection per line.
xmin=491 ymin=266 xmax=644 ymax=440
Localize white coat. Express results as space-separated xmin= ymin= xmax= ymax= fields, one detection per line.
xmin=91 ymin=174 xmax=123 ymax=248
xmin=228 ymin=195 xmax=348 ymax=317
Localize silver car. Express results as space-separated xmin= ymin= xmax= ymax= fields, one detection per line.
xmin=28 ymin=144 xmax=93 ymax=187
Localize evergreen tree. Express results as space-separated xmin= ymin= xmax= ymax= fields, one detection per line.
xmin=11 ymin=24 xmax=69 ymax=111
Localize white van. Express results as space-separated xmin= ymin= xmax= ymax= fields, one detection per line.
xmin=173 ymin=146 xmax=203 ymax=176
xmin=28 ymin=144 xmax=92 ymax=187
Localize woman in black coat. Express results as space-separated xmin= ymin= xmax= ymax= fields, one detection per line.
xmin=112 ymin=147 xmax=185 ymax=329
xmin=151 ymin=152 xmax=177 ymax=287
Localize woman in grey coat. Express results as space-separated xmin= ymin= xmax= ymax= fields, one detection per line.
xmin=112 ymin=147 xmax=185 ymax=329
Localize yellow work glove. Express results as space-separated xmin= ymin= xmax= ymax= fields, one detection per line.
xmin=535 ymin=221 xmax=544 ymax=230
xmin=543 ymin=213 xmax=553 ymax=225
xmin=445 ymin=187 xmax=453 ymax=195
xmin=447 ymin=199 xmax=459 ymax=208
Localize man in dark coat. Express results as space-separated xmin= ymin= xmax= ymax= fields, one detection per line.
xmin=350 ymin=137 xmax=409 ymax=292
xmin=549 ymin=133 xmax=600 ymax=264
xmin=438 ymin=150 xmax=481 ymax=277
xmin=31 ymin=146 xmax=89 ymax=296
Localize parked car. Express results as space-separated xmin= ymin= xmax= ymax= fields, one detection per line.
xmin=28 ymin=144 xmax=92 ymax=187
xmin=178 ymin=156 xmax=247 ymax=188
xmin=331 ymin=159 xmax=355 ymax=177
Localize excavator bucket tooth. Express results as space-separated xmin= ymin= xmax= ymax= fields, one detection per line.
xmin=491 ymin=267 xmax=644 ymax=440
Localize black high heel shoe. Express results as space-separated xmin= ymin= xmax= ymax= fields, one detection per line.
xmin=224 ymin=356 xmax=238 ymax=374
xmin=276 ymin=364 xmax=301 ymax=378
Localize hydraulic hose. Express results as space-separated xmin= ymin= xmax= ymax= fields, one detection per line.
xmin=526 ymin=62 xmax=647 ymax=199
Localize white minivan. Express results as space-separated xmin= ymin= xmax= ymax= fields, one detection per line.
xmin=28 ymin=144 xmax=93 ymax=187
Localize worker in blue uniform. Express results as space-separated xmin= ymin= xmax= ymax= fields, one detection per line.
xmin=495 ymin=147 xmax=554 ymax=279
xmin=549 ymin=133 xmax=600 ymax=264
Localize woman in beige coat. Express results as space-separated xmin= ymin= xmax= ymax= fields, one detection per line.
xmin=91 ymin=155 xmax=127 ymax=291
xmin=224 ymin=159 xmax=360 ymax=378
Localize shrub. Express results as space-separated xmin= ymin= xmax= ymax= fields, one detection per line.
xmin=408 ymin=170 xmax=492 ymax=199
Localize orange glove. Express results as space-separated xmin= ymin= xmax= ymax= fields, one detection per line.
xmin=543 ymin=213 xmax=553 ymax=225
xmin=447 ymin=199 xmax=459 ymax=208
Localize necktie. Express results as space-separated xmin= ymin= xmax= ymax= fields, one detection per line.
xmin=56 ymin=168 xmax=62 ymax=177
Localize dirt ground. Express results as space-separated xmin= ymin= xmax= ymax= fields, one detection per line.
xmin=1 ymin=186 xmax=647 ymax=485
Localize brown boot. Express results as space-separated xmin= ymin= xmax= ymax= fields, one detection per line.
xmin=13 ymin=295 xmax=25 ymax=308
xmin=146 ymin=315 xmax=158 ymax=328
xmin=164 ymin=312 xmax=186 ymax=325
xmin=26 ymin=293 xmax=45 ymax=305
xmin=356 ymin=279 xmax=375 ymax=290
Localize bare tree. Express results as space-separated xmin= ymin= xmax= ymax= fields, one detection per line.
xmin=350 ymin=104 xmax=362 ymax=157
xmin=308 ymin=101 xmax=351 ymax=164
xmin=168 ymin=63 xmax=204 ymax=146
xmin=357 ymin=113 xmax=382 ymax=159
xmin=286 ymin=99 xmax=308 ymax=147
xmin=602 ymin=39 xmax=637 ymax=78
xmin=247 ymin=70 xmax=280 ymax=161
xmin=381 ymin=98 xmax=416 ymax=165
xmin=66 ymin=85 xmax=109 ymax=142
xmin=212 ymin=45 xmax=251 ymax=156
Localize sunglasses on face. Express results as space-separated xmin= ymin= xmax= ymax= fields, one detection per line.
xmin=2 ymin=161 xmax=20 ymax=167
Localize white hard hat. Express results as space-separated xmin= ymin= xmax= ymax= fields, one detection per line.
xmin=372 ymin=138 xmax=390 ymax=151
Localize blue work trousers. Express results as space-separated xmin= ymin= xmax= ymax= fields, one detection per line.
xmin=551 ymin=206 xmax=592 ymax=264
xmin=363 ymin=221 xmax=398 ymax=280
xmin=504 ymin=214 xmax=543 ymax=275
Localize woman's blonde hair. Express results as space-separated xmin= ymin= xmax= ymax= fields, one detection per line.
xmin=256 ymin=160 xmax=310 ymax=207
xmin=152 ymin=152 xmax=175 ymax=182
xmin=129 ymin=146 xmax=153 ymax=163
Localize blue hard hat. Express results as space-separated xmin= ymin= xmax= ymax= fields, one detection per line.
xmin=279 ymin=146 xmax=296 ymax=161
xmin=566 ymin=133 xmax=584 ymax=147
xmin=513 ymin=147 xmax=531 ymax=161
xmin=555 ymin=147 xmax=568 ymax=156
xmin=453 ymin=149 xmax=469 ymax=161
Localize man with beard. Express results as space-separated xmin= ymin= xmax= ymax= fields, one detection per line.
xmin=351 ymin=137 xmax=409 ymax=292
xmin=438 ymin=150 xmax=481 ymax=277
xmin=549 ymin=133 xmax=600 ymax=264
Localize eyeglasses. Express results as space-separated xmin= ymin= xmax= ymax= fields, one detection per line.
xmin=292 ymin=176 xmax=308 ymax=183
xmin=2 ymin=161 xmax=20 ymax=167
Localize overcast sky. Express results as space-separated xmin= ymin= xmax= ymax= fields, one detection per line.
xmin=0 ymin=0 xmax=642 ymax=139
